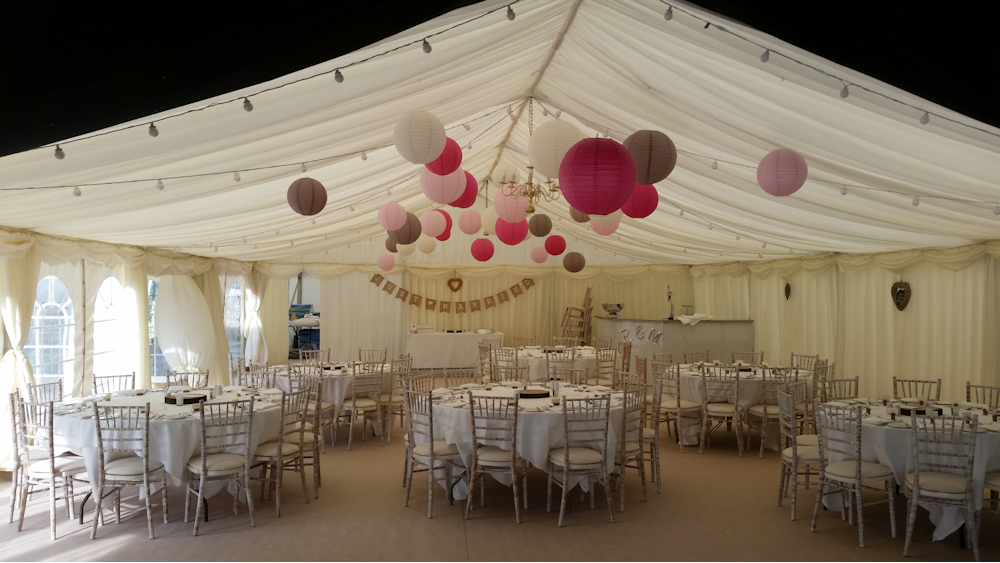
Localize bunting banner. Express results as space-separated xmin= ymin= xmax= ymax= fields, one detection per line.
xmin=497 ymin=290 xmax=510 ymax=304
xmin=469 ymin=299 xmax=482 ymax=312
xmin=425 ymin=298 xmax=437 ymax=310
xmin=456 ymin=302 xmax=466 ymax=313
xmin=371 ymin=274 xmax=385 ymax=286
xmin=440 ymin=301 xmax=451 ymax=313
xmin=510 ymin=284 xmax=522 ymax=298
xmin=369 ymin=278 xmax=534 ymax=313
xmin=383 ymin=281 xmax=397 ymax=294
xmin=409 ymin=293 xmax=422 ymax=307
xmin=483 ymin=296 xmax=496 ymax=309
xmin=395 ymin=288 xmax=409 ymax=301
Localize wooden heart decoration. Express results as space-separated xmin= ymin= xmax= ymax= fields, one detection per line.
xmin=784 ymin=282 xmax=791 ymax=300
xmin=891 ymin=281 xmax=911 ymax=311
xmin=447 ymin=278 xmax=463 ymax=293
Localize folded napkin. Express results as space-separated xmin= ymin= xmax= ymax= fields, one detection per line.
xmin=677 ymin=313 xmax=714 ymax=326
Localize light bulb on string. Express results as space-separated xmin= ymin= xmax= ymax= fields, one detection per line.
xmin=678 ymin=209 xmax=684 ymax=217
xmin=920 ymin=112 xmax=930 ymax=125
xmin=760 ymin=49 xmax=769 ymax=63
xmin=334 ymin=69 xmax=344 ymax=83
xmin=758 ymin=254 xmax=763 ymax=258
xmin=213 ymin=246 xmax=219 ymax=252
xmin=349 ymin=205 xmax=355 ymax=212
xmin=72 ymin=187 xmax=82 ymax=197
xmin=711 ymin=160 xmax=718 ymax=169
xmin=233 ymin=172 xmax=241 ymax=182
xmin=360 ymin=151 xmax=368 ymax=161
xmin=840 ymin=85 xmax=850 ymax=98
xmin=506 ymin=5 xmax=515 ymax=20
xmin=466 ymin=143 xmax=472 ymax=150
xmin=664 ymin=5 xmax=673 ymax=20
xmin=242 ymin=237 xmax=247 ymax=243
xmin=994 ymin=204 xmax=1000 ymax=216
xmin=386 ymin=188 xmax=392 ymax=196
xmin=275 ymin=229 xmax=280 ymax=235
xmin=156 ymin=180 xmax=164 ymax=191
xmin=912 ymin=196 xmax=920 ymax=207
xmin=290 ymin=241 xmax=294 ymax=246
xmin=788 ymin=248 xmax=793 ymax=254
xmin=253 ymin=244 xmax=258 ymax=249
xmin=761 ymin=242 xmax=767 ymax=248
xmin=422 ymin=39 xmax=432 ymax=53
xmin=311 ymin=218 xmax=316 ymax=225
xmin=54 ymin=145 xmax=65 ymax=159
xmin=682 ymin=247 xmax=687 ymax=253
xmin=708 ymin=223 xmax=714 ymax=230
xmin=463 ymin=123 xmax=471 ymax=131
xmin=554 ymin=110 xmax=561 ymax=118
xmin=148 ymin=123 xmax=159 ymax=137
xmin=243 ymin=98 xmax=253 ymax=112
xmin=841 ymin=187 xmax=848 ymax=195
xmin=300 ymin=163 xmax=307 ymax=173
xmin=735 ymin=233 xmax=741 ymax=240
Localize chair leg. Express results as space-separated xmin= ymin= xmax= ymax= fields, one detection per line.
xmin=903 ymin=488 xmax=918 ymax=556
xmin=427 ymin=460 xmax=435 ymax=519
xmin=790 ymin=465 xmax=798 ymax=521
xmin=886 ymin=478 xmax=897 ymax=539
xmin=546 ymin=463 xmax=553 ymax=513
xmin=48 ymin=476 xmax=57 ymax=540
xmin=161 ymin=481 xmax=169 ymax=524
xmin=7 ymin=467 xmax=17 ymax=524
xmin=778 ymin=464 xmax=787 ymax=507
xmin=143 ymin=483 xmax=155 ymax=539
xmin=403 ymin=457 xmax=414 ymax=508
xmin=557 ymin=466 xmax=569 ymax=527
xmin=602 ymin=471 xmax=616 ymax=524
xmin=192 ymin=475 xmax=206 ymax=536
xmin=810 ymin=481 xmax=826 ymax=532
xmin=348 ymin=411 xmax=356 ymax=450
xmin=511 ymin=465 xmax=522 ymax=524
xmin=855 ymin=486 xmax=865 ymax=547
xmin=90 ymin=481 xmax=103 ymax=540
xmin=245 ymin=473 xmax=256 ymax=528
xmin=464 ymin=465 xmax=476 ymax=520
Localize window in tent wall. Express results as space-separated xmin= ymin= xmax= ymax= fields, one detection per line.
xmin=223 ymin=279 xmax=244 ymax=361
xmin=26 ymin=275 xmax=74 ymax=397
xmin=147 ymin=279 xmax=168 ymax=379
xmin=93 ymin=277 xmax=128 ymax=376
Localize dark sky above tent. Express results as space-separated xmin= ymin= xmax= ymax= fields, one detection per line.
xmin=1 ymin=0 xmax=996 ymax=158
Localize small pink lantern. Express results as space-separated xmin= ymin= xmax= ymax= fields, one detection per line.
xmin=621 ymin=184 xmax=658 ymax=218
xmin=530 ymin=246 xmax=548 ymax=264
xmin=494 ymin=192 xmax=530 ymax=223
xmin=495 ymin=218 xmax=528 ymax=246
xmin=471 ymin=238 xmax=494 ymax=262
xmin=590 ymin=221 xmax=619 ymax=236
xmin=437 ymin=209 xmax=453 ymax=232
xmin=424 ymin=137 xmax=463 ymax=175
xmin=449 ymin=172 xmax=478 ymax=208
xmin=420 ymin=211 xmax=447 ymax=238
xmin=420 ymin=168 xmax=467 ymax=204
xmin=559 ymin=138 xmax=637 ymax=215
xmin=458 ymin=209 xmax=482 ymax=235
xmin=757 ymin=149 xmax=808 ymax=197
xmin=377 ymin=253 xmax=396 ymax=272
xmin=378 ymin=202 xmax=407 ymax=231
xmin=545 ymin=235 xmax=566 ymax=256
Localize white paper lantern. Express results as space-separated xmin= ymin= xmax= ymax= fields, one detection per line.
xmin=590 ymin=209 xmax=623 ymax=226
xmin=528 ymin=120 xmax=587 ymax=178
xmin=394 ymin=111 xmax=447 ymax=164
xmin=420 ymin=168 xmax=467 ymax=204
xmin=480 ymin=206 xmax=500 ymax=236
xmin=417 ymin=235 xmax=437 ymax=254
xmin=398 ymin=243 xmax=415 ymax=256
xmin=591 ymin=221 xmax=619 ymax=236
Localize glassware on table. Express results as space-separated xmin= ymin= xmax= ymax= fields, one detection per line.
xmin=881 ymin=395 xmax=889 ymax=406
xmin=551 ymin=396 xmax=561 ymax=406
xmin=485 ymin=383 xmax=493 ymax=391
xmin=888 ymin=406 xmax=898 ymax=421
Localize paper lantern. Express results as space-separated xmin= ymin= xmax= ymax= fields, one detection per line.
xmin=495 ymin=218 xmax=528 ymax=246
xmin=398 ymin=243 xmax=415 ymax=256
xmin=420 ymin=210 xmax=447 ymax=238
xmin=590 ymin=209 xmax=623 ymax=226
xmin=481 ymin=206 xmax=499 ymax=236
xmin=425 ymin=137 xmax=462 ymax=175
xmin=494 ymin=192 xmax=530 ymax=223
xmin=385 ymin=238 xmax=398 ymax=253
xmin=387 ymin=212 xmax=422 ymax=245
xmin=591 ymin=221 xmax=619 ymax=236
xmin=563 ymin=252 xmax=586 ymax=273
xmin=530 ymin=246 xmax=548 ymax=264
xmin=436 ymin=229 xmax=451 ymax=242
xmin=378 ymin=202 xmax=407 ymax=231
xmin=545 ymin=235 xmax=566 ymax=256
xmin=420 ymin=168 xmax=467 ymax=204
xmin=394 ymin=111 xmax=446 ymax=164
xmin=377 ymin=253 xmax=395 ymax=272
xmin=623 ymin=130 xmax=677 ymax=184
xmin=436 ymin=209 xmax=453 ymax=232
xmin=559 ymin=138 xmax=637 ymax=215
xmin=471 ymin=238 xmax=494 ymax=262
xmin=417 ymin=235 xmax=437 ymax=254
xmin=621 ymin=184 xmax=658 ymax=218
xmin=449 ymin=172 xmax=478 ymax=208
xmin=570 ymin=207 xmax=590 ymax=223
xmin=458 ymin=209 xmax=482 ymax=235
xmin=286 ymin=178 xmax=327 ymax=216
xmin=757 ymin=149 xmax=808 ymax=197
xmin=529 ymin=214 xmax=552 ymax=237
xmin=528 ymin=120 xmax=588 ymax=178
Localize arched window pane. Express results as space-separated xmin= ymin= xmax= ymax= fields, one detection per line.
xmin=224 ymin=280 xmax=243 ymax=360
xmin=93 ymin=277 xmax=125 ymax=376
xmin=27 ymin=275 xmax=74 ymax=396
xmin=148 ymin=279 xmax=167 ymax=379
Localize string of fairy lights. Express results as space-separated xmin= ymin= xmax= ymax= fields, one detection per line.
xmin=6 ymin=0 xmax=996 ymax=263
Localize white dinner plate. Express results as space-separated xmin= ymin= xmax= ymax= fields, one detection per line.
xmin=887 ymin=421 xmax=911 ymax=429
xmin=959 ymin=402 xmax=987 ymax=410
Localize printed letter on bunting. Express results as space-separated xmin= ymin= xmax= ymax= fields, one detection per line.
xmin=522 ymin=278 xmax=535 ymax=290
xmin=440 ymin=301 xmax=451 ymax=313
xmin=469 ymin=299 xmax=481 ymax=312
xmin=425 ymin=298 xmax=437 ymax=310
xmin=371 ymin=274 xmax=385 ymax=286
xmin=455 ymin=302 xmax=466 ymax=313
xmin=383 ymin=281 xmax=397 ymax=294
xmin=510 ymin=284 xmax=522 ymax=298
xmin=497 ymin=291 xmax=509 ymax=304
xmin=484 ymin=296 xmax=496 ymax=309
xmin=396 ymin=288 xmax=409 ymax=301
xmin=409 ymin=293 xmax=422 ymax=306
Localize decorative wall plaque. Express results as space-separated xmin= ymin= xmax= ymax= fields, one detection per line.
xmin=447 ymin=278 xmax=463 ymax=292
xmin=784 ymin=282 xmax=791 ymax=300
xmin=891 ymin=281 xmax=911 ymax=311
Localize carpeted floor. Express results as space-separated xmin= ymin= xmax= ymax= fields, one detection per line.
xmin=0 ymin=421 xmax=994 ymax=561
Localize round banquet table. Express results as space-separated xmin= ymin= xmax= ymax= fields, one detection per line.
xmin=515 ymin=346 xmax=598 ymax=382
xmin=674 ymin=364 xmax=814 ymax=450
xmin=52 ymin=388 xmax=282 ymax=497
xmin=821 ymin=400 xmax=1000 ymax=541
xmin=424 ymin=382 xmax=626 ymax=500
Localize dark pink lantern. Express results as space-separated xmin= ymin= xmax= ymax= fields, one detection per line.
xmin=757 ymin=149 xmax=808 ymax=197
xmin=448 ymin=171 xmax=478 ymax=208
xmin=558 ymin=138 xmax=637 ymax=215
xmin=495 ymin=218 xmax=528 ymax=246
xmin=436 ymin=209 xmax=453 ymax=232
xmin=471 ymin=238 xmax=494 ymax=262
xmin=621 ymin=184 xmax=659 ymax=219
xmin=425 ymin=137 xmax=463 ymax=175
xmin=436 ymin=229 xmax=451 ymax=242
xmin=545 ymin=235 xmax=566 ymax=256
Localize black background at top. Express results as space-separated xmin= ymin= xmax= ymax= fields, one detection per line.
xmin=1 ymin=1 xmax=997 ymax=158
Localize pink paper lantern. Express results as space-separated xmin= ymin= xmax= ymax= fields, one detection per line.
xmin=424 ymin=137 xmax=463 ymax=175
xmin=436 ymin=229 xmax=451 ymax=242
xmin=449 ymin=172 xmax=478 ymax=208
xmin=495 ymin=218 xmax=528 ymax=246
xmin=559 ymin=138 xmax=637 ymax=215
xmin=377 ymin=253 xmax=396 ymax=272
xmin=420 ymin=211 xmax=447 ymax=238
xmin=493 ymin=191 xmax=530 ymax=223
xmin=471 ymin=238 xmax=494 ymax=262
xmin=621 ymin=184 xmax=659 ymax=218
xmin=757 ymin=149 xmax=808 ymax=197
xmin=458 ymin=210 xmax=482 ymax=235
xmin=545 ymin=235 xmax=566 ymax=256
xmin=420 ymin=168 xmax=467 ymax=204
xmin=377 ymin=202 xmax=407 ymax=231
xmin=436 ymin=209 xmax=453 ymax=232
xmin=590 ymin=221 xmax=619 ymax=236
xmin=530 ymin=246 xmax=548 ymax=264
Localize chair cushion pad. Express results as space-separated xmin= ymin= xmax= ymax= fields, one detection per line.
xmin=104 ymin=456 xmax=165 ymax=479
xmin=379 ymin=393 xmax=404 ymax=404
xmin=706 ymin=403 xmax=738 ymax=414
xmin=906 ymin=472 xmax=968 ymax=500
xmin=781 ymin=445 xmax=820 ymax=463
xmin=186 ymin=453 xmax=246 ymax=476
xmin=797 ymin=434 xmax=819 ymax=447
xmin=254 ymin=441 xmax=300 ymax=458
xmin=476 ymin=445 xmax=517 ymax=466
xmin=27 ymin=455 xmax=88 ymax=476
xmin=412 ymin=441 xmax=460 ymax=459
xmin=548 ymin=447 xmax=604 ymax=469
xmin=985 ymin=472 xmax=1000 ymax=490
xmin=825 ymin=460 xmax=893 ymax=482
xmin=343 ymin=398 xmax=378 ymax=410
xmin=748 ymin=404 xmax=780 ymax=417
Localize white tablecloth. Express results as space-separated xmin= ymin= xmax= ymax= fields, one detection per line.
xmin=406 ymin=332 xmax=504 ymax=369
xmin=822 ymin=402 xmax=1000 ymax=541
xmin=52 ymin=390 xmax=282 ymax=496
xmin=516 ymin=347 xmax=597 ymax=382
xmin=424 ymin=383 xmax=624 ymax=500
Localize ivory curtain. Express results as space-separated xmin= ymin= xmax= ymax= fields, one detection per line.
xmin=154 ymin=276 xmax=216 ymax=375
xmin=0 ymin=245 xmax=40 ymax=469
xmin=195 ymin=266 xmax=231 ymax=387
xmin=262 ymin=278 xmax=290 ymax=366
xmin=242 ymin=270 xmax=269 ymax=364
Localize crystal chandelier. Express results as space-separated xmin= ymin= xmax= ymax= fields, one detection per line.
xmin=496 ymin=101 xmax=561 ymax=214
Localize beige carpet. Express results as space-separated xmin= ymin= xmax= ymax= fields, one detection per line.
xmin=0 ymin=422 xmax=995 ymax=561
